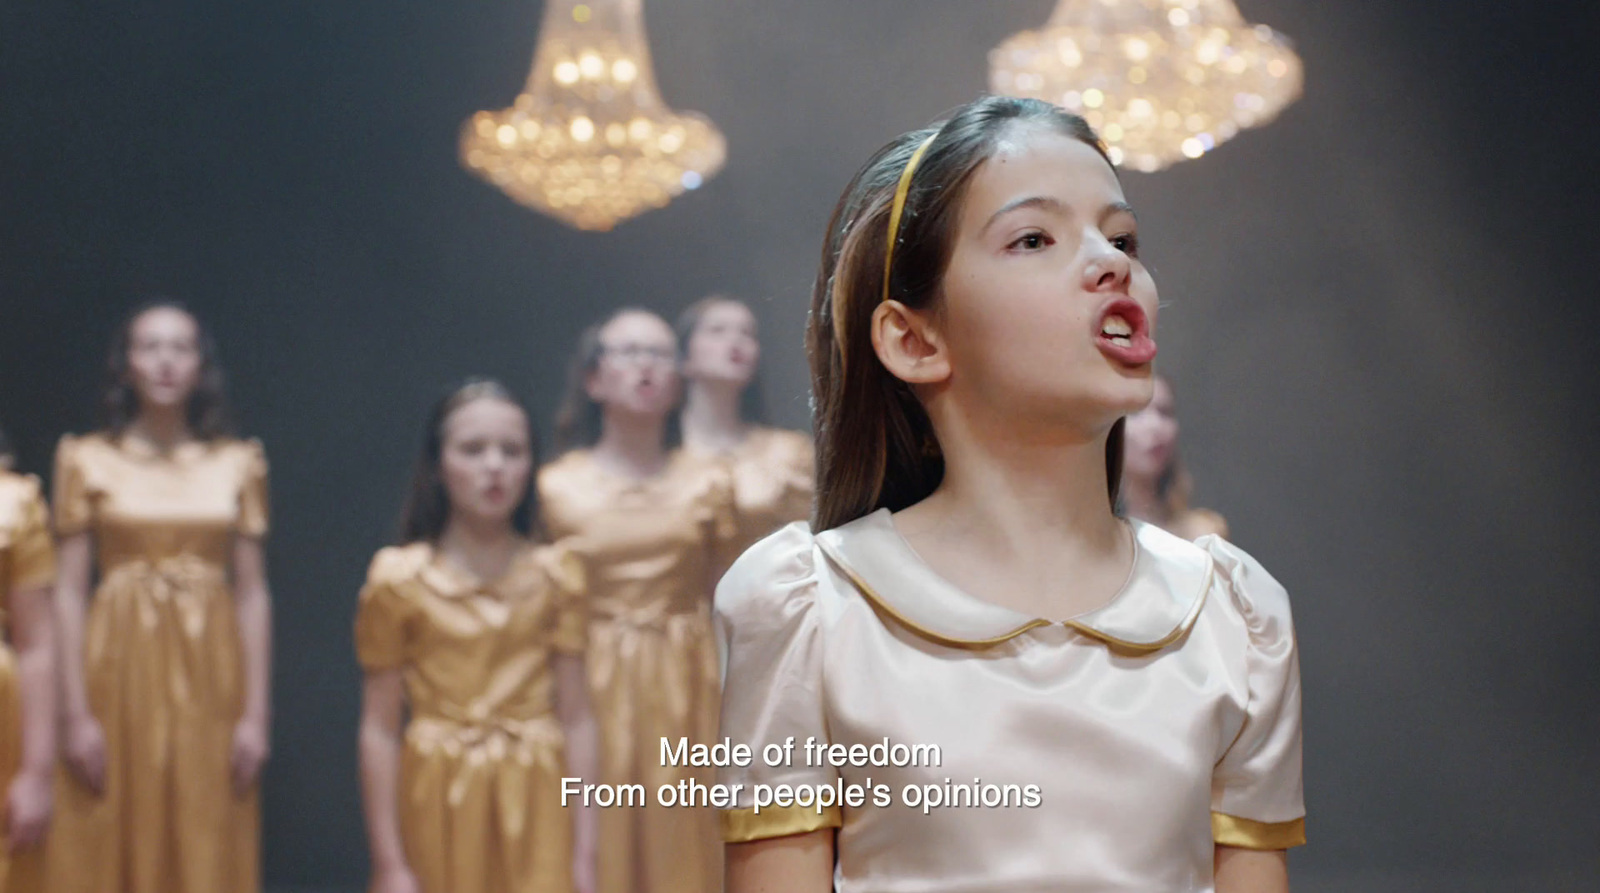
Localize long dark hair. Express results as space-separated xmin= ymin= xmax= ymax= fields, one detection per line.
xmin=553 ymin=307 xmax=681 ymax=453
xmin=675 ymin=295 xmax=767 ymax=425
xmin=0 ymin=422 xmax=13 ymax=470
xmin=399 ymin=378 xmax=542 ymax=544
xmin=101 ymin=299 xmax=233 ymax=440
xmin=807 ymin=95 xmax=1124 ymax=532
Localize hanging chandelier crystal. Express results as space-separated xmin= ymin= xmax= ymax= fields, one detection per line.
xmin=990 ymin=0 xmax=1303 ymax=172
xmin=460 ymin=0 xmax=726 ymax=231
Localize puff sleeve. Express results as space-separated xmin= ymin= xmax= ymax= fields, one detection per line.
xmin=1202 ymin=535 xmax=1306 ymax=850
xmin=5 ymin=475 xmax=55 ymax=592
xmin=713 ymin=522 xmax=838 ymax=843
xmin=774 ymin=431 xmax=815 ymax=528
xmin=353 ymin=547 xmax=419 ymax=672
xmin=236 ymin=439 xmax=270 ymax=539
xmin=702 ymin=462 xmax=742 ymax=579
xmin=543 ymin=541 xmax=588 ymax=655
xmin=52 ymin=435 xmax=93 ymax=537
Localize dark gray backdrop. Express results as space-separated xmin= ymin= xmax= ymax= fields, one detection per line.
xmin=2 ymin=1 xmax=1596 ymax=890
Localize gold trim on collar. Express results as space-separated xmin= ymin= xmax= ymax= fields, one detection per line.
xmin=721 ymin=804 xmax=842 ymax=844
xmin=820 ymin=549 xmax=1053 ymax=649
xmin=813 ymin=514 xmax=1211 ymax=652
xmin=1211 ymin=812 xmax=1306 ymax=850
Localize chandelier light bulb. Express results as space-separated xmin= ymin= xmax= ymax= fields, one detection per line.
xmin=460 ymin=0 xmax=726 ymax=231
xmin=991 ymin=0 xmax=1303 ymax=172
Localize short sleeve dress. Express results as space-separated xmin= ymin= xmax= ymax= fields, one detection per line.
xmin=695 ymin=427 xmax=813 ymax=564
xmin=716 ymin=512 xmax=1304 ymax=892
xmin=46 ymin=433 xmax=269 ymax=893
xmin=0 ymin=470 xmax=54 ymax=892
xmin=538 ymin=448 xmax=737 ymax=893
xmin=354 ymin=540 xmax=586 ymax=893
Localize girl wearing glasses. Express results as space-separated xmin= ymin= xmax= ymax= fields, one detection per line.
xmin=540 ymin=308 xmax=736 ymax=893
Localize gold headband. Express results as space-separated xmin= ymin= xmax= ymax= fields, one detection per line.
xmin=831 ymin=133 xmax=938 ymax=371
xmin=880 ymin=133 xmax=938 ymax=305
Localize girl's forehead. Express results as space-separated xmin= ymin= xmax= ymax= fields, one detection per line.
xmin=133 ymin=307 xmax=198 ymax=337
xmin=604 ymin=311 xmax=674 ymax=342
xmin=966 ymin=129 xmax=1123 ymax=208
xmin=702 ymin=301 xmax=754 ymax=326
xmin=445 ymin=397 xmax=527 ymax=432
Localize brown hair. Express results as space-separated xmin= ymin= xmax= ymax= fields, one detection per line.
xmin=399 ymin=378 xmax=541 ymax=543
xmin=553 ymin=307 xmax=681 ymax=453
xmin=101 ymin=299 xmax=233 ymax=440
xmin=675 ymin=295 xmax=767 ymax=424
xmin=807 ymin=95 xmax=1124 ymax=531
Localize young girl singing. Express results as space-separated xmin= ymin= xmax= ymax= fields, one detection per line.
xmin=716 ymin=96 xmax=1304 ymax=892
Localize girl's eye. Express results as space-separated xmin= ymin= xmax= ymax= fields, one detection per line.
xmin=1009 ymin=232 xmax=1050 ymax=251
xmin=1112 ymin=233 xmax=1140 ymax=257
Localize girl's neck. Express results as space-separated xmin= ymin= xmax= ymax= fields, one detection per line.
xmin=680 ymin=380 xmax=748 ymax=454
xmin=125 ymin=408 xmax=191 ymax=451
xmin=914 ymin=422 xmax=1125 ymax=556
xmin=893 ymin=403 xmax=1132 ymax=621
xmin=1119 ymin=474 xmax=1169 ymax=526
xmin=592 ymin=411 xmax=670 ymax=479
xmin=437 ymin=514 xmax=522 ymax=583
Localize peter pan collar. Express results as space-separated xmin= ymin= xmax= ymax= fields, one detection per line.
xmin=414 ymin=542 xmax=538 ymax=600
xmin=813 ymin=509 xmax=1211 ymax=652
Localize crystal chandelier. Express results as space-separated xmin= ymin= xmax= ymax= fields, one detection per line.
xmin=460 ymin=0 xmax=726 ymax=231
xmin=990 ymin=0 xmax=1303 ymax=172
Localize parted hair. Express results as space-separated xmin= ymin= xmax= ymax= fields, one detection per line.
xmin=806 ymin=95 xmax=1124 ymax=531
xmin=101 ymin=299 xmax=233 ymax=440
xmin=399 ymin=378 xmax=541 ymax=543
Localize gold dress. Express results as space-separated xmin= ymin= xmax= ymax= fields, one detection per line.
xmin=355 ymin=540 xmax=587 ymax=893
xmin=0 ymin=471 xmax=53 ymax=893
xmin=46 ymin=433 xmax=269 ymax=893
xmin=694 ymin=427 xmax=813 ymax=561
xmin=538 ymin=449 xmax=736 ymax=893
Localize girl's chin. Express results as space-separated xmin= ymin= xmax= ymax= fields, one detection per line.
xmin=696 ymin=368 xmax=751 ymax=387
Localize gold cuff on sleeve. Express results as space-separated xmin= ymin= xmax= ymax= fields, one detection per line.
xmin=1211 ymin=811 xmax=1306 ymax=849
xmin=721 ymin=804 xmax=841 ymax=844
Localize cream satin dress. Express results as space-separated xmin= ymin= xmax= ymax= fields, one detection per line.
xmin=717 ymin=511 xmax=1305 ymax=892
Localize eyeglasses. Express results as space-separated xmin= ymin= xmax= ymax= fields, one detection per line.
xmin=600 ymin=343 xmax=678 ymax=366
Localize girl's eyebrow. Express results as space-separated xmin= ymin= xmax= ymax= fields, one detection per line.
xmin=982 ymin=195 xmax=1064 ymax=234
xmin=983 ymin=197 xmax=1137 ymax=234
xmin=1100 ymin=201 xmax=1137 ymax=224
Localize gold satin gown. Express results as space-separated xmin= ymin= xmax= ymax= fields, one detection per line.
xmin=46 ymin=433 xmax=268 ymax=893
xmin=354 ymin=540 xmax=587 ymax=893
xmin=538 ymin=449 xmax=736 ymax=893
xmin=694 ymin=427 xmax=813 ymax=561
xmin=0 ymin=471 xmax=53 ymax=893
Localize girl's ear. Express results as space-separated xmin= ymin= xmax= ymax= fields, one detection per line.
xmin=871 ymin=300 xmax=950 ymax=386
